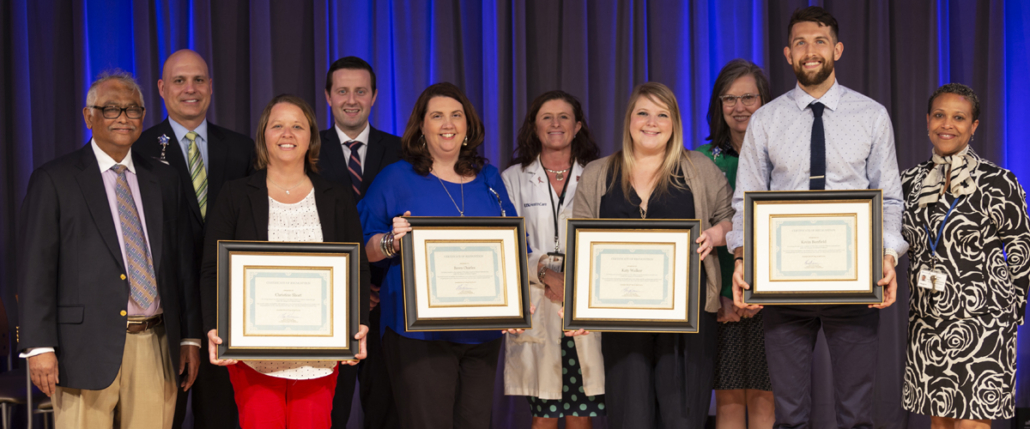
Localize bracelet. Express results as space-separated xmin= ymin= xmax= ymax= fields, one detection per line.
xmin=380 ymin=233 xmax=397 ymax=258
xmin=538 ymin=266 xmax=548 ymax=281
xmin=734 ymin=257 xmax=744 ymax=262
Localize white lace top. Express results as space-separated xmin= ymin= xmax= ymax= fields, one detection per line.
xmin=244 ymin=189 xmax=336 ymax=379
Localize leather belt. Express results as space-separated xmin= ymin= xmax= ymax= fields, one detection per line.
xmin=126 ymin=314 xmax=163 ymax=334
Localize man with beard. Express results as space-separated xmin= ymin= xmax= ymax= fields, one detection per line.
xmin=726 ymin=6 xmax=907 ymax=428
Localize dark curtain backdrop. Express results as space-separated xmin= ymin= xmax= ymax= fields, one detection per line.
xmin=2 ymin=1 xmax=1027 ymax=428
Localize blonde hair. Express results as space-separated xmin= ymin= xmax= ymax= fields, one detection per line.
xmin=608 ymin=82 xmax=688 ymax=200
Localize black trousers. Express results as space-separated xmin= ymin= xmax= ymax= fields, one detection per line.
xmin=762 ymin=305 xmax=879 ymax=429
xmin=172 ymin=340 xmax=239 ymax=429
xmin=602 ymin=311 xmax=717 ymax=429
xmin=331 ymin=307 xmax=398 ymax=429
xmin=358 ymin=308 xmax=398 ymax=429
xmin=381 ymin=328 xmax=502 ymax=429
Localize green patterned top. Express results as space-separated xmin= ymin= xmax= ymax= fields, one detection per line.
xmin=696 ymin=143 xmax=738 ymax=299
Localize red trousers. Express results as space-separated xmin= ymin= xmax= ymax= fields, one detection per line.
xmin=226 ymin=362 xmax=339 ymax=429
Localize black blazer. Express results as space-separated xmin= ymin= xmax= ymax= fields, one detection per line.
xmin=17 ymin=144 xmax=201 ymax=390
xmin=135 ymin=118 xmax=255 ymax=259
xmin=199 ymin=170 xmax=371 ymax=332
xmin=317 ymin=125 xmax=402 ymax=202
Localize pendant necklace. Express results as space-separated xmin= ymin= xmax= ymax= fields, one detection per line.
xmin=544 ymin=166 xmax=571 ymax=181
xmin=438 ymin=175 xmax=466 ymax=216
xmin=269 ymin=177 xmax=305 ymax=195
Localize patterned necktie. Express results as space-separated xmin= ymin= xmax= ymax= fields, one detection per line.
xmin=111 ymin=165 xmax=159 ymax=309
xmin=809 ymin=102 xmax=826 ymax=191
xmin=343 ymin=140 xmax=363 ymax=195
xmin=186 ymin=131 xmax=208 ymax=218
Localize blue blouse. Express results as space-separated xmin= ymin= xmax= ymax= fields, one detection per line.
xmin=358 ymin=160 xmax=520 ymax=344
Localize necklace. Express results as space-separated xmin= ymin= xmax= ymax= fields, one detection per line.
xmin=268 ymin=176 xmax=306 ymax=195
xmin=437 ymin=175 xmax=465 ymax=216
xmin=542 ymin=158 xmax=572 ymax=181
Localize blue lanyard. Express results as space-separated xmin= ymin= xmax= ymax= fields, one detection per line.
xmin=924 ymin=196 xmax=961 ymax=259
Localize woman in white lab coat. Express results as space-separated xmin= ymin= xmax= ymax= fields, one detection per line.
xmin=502 ymin=91 xmax=604 ymax=429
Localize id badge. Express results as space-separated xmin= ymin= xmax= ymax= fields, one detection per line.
xmin=916 ymin=270 xmax=935 ymax=290
xmin=917 ymin=269 xmax=947 ymax=291
xmin=544 ymin=252 xmax=565 ymax=273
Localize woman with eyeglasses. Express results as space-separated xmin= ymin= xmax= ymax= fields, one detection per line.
xmin=697 ymin=59 xmax=775 ymax=429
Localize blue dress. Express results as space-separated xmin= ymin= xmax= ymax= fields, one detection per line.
xmin=358 ymin=160 xmax=520 ymax=344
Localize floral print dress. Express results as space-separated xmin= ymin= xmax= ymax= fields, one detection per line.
xmin=900 ymin=149 xmax=1030 ymax=419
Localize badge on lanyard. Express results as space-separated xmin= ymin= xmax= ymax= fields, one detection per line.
xmin=920 ymin=196 xmax=961 ymax=293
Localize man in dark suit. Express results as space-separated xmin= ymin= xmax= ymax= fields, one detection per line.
xmin=320 ymin=56 xmax=401 ymax=429
xmin=134 ymin=49 xmax=254 ymax=429
xmin=19 ymin=71 xmax=202 ymax=429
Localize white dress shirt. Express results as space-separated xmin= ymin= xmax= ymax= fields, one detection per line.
xmin=335 ymin=122 xmax=370 ymax=170
xmin=726 ymin=80 xmax=909 ymax=257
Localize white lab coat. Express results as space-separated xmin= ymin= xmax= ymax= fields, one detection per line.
xmin=501 ymin=158 xmax=604 ymax=400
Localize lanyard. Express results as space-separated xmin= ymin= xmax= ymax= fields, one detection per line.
xmin=924 ymin=196 xmax=961 ymax=262
xmin=547 ymin=174 xmax=571 ymax=252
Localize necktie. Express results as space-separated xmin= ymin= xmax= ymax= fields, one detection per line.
xmin=344 ymin=140 xmax=363 ymax=195
xmin=111 ymin=165 xmax=159 ymax=309
xmin=809 ymin=102 xmax=826 ymax=191
xmin=186 ymin=131 xmax=209 ymax=218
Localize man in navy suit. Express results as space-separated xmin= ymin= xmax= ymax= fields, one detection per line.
xmin=134 ymin=49 xmax=254 ymax=429
xmin=319 ymin=56 xmax=401 ymax=429
xmin=19 ymin=71 xmax=202 ymax=429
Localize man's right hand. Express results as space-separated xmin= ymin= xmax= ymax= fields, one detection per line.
xmin=732 ymin=257 xmax=763 ymax=312
xmin=28 ymin=352 xmax=59 ymax=397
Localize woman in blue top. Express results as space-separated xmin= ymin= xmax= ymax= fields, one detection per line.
xmin=358 ymin=82 xmax=519 ymax=429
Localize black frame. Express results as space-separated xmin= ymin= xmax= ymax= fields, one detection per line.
xmin=743 ymin=189 xmax=884 ymax=305
xmin=562 ymin=218 xmax=702 ymax=333
xmin=216 ymin=240 xmax=361 ymax=360
xmin=400 ymin=216 xmax=532 ymax=331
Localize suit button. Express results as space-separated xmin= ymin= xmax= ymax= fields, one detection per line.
xmin=120 ymin=310 xmax=127 ymax=316
xmin=120 ymin=274 xmax=127 ymax=280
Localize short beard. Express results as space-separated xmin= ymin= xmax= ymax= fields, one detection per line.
xmin=794 ymin=58 xmax=834 ymax=87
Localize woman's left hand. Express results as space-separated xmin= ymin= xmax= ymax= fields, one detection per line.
xmin=342 ymin=325 xmax=370 ymax=366
xmin=502 ymin=305 xmax=535 ymax=335
xmin=540 ymin=268 xmax=565 ymax=303
xmin=696 ymin=229 xmax=717 ymax=260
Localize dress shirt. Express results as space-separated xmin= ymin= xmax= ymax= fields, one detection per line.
xmin=335 ymin=122 xmax=370 ymax=170
xmin=726 ymin=80 xmax=908 ymax=257
xmin=169 ymin=117 xmax=209 ymax=174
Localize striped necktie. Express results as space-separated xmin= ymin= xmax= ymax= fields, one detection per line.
xmin=344 ymin=140 xmax=363 ymax=196
xmin=186 ymin=131 xmax=208 ymax=218
xmin=110 ymin=165 xmax=159 ymax=309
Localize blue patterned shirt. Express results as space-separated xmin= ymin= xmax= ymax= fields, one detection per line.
xmin=726 ymin=80 xmax=909 ymax=256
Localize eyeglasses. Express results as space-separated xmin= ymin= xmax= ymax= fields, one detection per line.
xmin=719 ymin=94 xmax=760 ymax=107
xmin=88 ymin=105 xmax=145 ymax=119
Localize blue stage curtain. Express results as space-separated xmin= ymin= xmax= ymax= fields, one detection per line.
xmin=1 ymin=1 xmax=1026 ymax=427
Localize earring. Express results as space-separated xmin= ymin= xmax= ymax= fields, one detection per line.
xmin=462 ymin=136 xmax=468 ymax=146
xmin=419 ymin=134 xmax=426 ymax=147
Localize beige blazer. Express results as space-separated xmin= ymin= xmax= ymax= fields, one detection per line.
xmin=572 ymin=151 xmax=735 ymax=313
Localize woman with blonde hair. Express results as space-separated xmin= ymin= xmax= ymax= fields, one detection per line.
xmin=572 ymin=82 xmax=734 ymax=428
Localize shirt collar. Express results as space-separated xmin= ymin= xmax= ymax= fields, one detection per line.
xmin=791 ymin=79 xmax=842 ymax=112
xmin=336 ymin=122 xmax=371 ymax=145
xmin=528 ymin=156 xmax=585 ymax=186
xmin=168 ymin=117 xmax=209 ymax=143
xmin=91 ymin=138 xmax=136 ymax=174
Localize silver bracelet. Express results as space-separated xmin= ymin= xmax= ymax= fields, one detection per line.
xmin=381 ymin=233 xmax=397 ymax=258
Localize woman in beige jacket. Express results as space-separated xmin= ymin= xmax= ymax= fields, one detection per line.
xmin=572 ymin=82 xmax=734 ymax=428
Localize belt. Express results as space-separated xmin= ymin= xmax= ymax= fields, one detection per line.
xmin=126 ymin=314 xmax=163 ymax=334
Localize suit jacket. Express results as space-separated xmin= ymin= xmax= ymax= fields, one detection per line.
xmin=318 ymin=125 xmax=401 ymax=295
xmin=199 ymin=170 xmax=371 ymax=332
xmin=317 ymin=125 xmax=402 ymax=202
xmin=17 ymin=144 xmax=202 ymax=390
xmin=135 ymin=118 xmax=255 ymax=262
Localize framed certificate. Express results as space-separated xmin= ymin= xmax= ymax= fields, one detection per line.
xmin=562 ymin=219 xmax=701 ymax=333
xmin=216 ymin=241 xmax=361 ymax=360
xmin=743 ymin=190 xmax=884 ymax=305
xmin=400 ymin=217 xmax=531 ymax=331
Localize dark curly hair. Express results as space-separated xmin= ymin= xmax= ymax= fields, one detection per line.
xmin=928 ymin=83 xmax=980 ymax=122
xmin=510 ymin=90 xmax=600 ymax=168
xmin=705 ymin=59 xmax=771 ymax=153
xmin=401 ymin=82 xmax=487 ymax=177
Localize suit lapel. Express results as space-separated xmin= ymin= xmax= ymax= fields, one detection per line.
xmin=134 ymin=154 xmax=164 ymax=273
xmin=206 ymin=125 xmax=229 ymax=202
xmin=246 ymin=172 xmax=270 ymax=241
xmin=318 ymin=128 xmax=353 ymax=191
xmin=159 ymin=120 xmax=204 ymax=223
xmin=312 ymin=174 xmax=337 ymax=240
xmin=361 ymin=127 xmax=388 ymax=195
xmin=76 ymin=146 xmax=125 ymax=269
